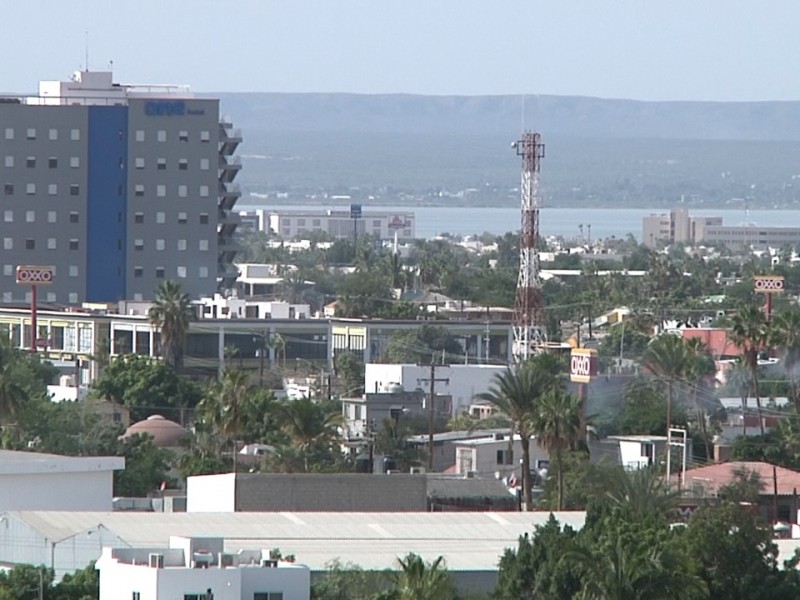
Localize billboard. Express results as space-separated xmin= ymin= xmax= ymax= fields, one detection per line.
xmin=753 ymin=275 xmax=784 ymax=293
xmin=570 ymin=348 xmax=598 ymax=383
xmin=16 ymin=265 xmax=54 ymax=285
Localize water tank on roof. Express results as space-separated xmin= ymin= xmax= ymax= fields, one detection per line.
xmin=387 ymin=382 xmax=403 ymax=393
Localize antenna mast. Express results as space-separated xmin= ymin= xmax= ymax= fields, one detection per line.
xmin=512 ymin=131 xmax=546 ymax=362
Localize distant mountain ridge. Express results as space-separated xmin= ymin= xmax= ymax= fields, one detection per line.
xmin=212 ymin=92 xmax=800 ymax=141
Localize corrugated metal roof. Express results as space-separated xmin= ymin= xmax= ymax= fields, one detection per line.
xmin=5 ymin=511 xmax=586 ymax=571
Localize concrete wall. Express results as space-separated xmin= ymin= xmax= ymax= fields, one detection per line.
xmin=185 ymin=473 xmax=429 ymax=512
xmin=0 ymin=470 xmax=114 ymax=511
xmin=186 ymin=472 xmax=236 ymax=513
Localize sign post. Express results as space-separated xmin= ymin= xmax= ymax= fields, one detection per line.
xmin=569 ymin=347 xmax=598 ymax=444
xmin=753 ymin=275 xmax=784 ymax=320
xmin=15 ymin=265 xmax=54 ymax=352
xmin=350 ymin=203 xmax=362 ymax=247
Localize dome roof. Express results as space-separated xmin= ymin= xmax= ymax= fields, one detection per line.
xmin=122 ymin=414 xmax=188 ymax=447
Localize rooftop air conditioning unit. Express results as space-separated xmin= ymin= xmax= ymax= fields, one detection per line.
xmin=410 ymin=466 xmax=426 ymax=475
xmin=149 ymin=553 xmax=164 ymax=569
xmin=261 ymin=559 xmax=278 ymax=568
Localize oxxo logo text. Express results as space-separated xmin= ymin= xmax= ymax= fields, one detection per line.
xmin=16 ymin=266 xmax=54 ymax=285
xmin=753 ymin=276 xmax=784 ymax=292
xmin=145 ymin=100 xmax=186 ymax=117
xmin=569 ymin=349 xmax=597 ymax=383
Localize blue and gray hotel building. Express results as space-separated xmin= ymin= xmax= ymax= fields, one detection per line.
xmin=0 ymin=70 xmax=241 ymax=303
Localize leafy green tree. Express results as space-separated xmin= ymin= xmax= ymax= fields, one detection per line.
xmin=89 ymin=355 xmax=201 ymax=422
xmin=388 ymin=553 xmax=454 ymax=600
xmin=477 ymin=354 xmax=561 ymax=511
xmin=337 ymin=271 xmax=394 ymax=318
xmin=311 ymin=560 xmax=391 ymax=600
xmin=0 ymin=564 xmax=53 ymax=600
xmin=447 ymin=410 xmax=478 ymax=432
xmin=385 ymin=325 xmax=464 ymax=365
xmin=494 ymin=515 xmax=581 ymax=600
xmin=148 ymin=280 xmax=195 ymax=371
xmin=113 ymin=433 xmax=174 ymax=496
xmin=611 ymin=377 xmax=687 ymax=438
xmin=684 ymin=502 xmax=800 ymax=599
xmin=334 ymin=353 xmax=365 ymax=396
xmin=52 ymin=560 xmax=99 ymax=600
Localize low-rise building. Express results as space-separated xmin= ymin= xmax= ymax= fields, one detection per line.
xmin=679 ymin=461 xmax=800 ymax=524
xmin=251 ymin=208 xmax=416 ymax=241
xmin=197 ymin=294 xmax=312 ymax=320
xmin=453 ymin=433 xmax=550 ymax=481
xmin=341 ymin=390 xmax=425 ymax=442
xmin=96 ymin=535 xmax=310 ymax=600
xmin=0 ymin=510 xmax=586 ymax=592
xmin=365 ymin=363 xmax=507 ymax=415
xmin=0 ymin=450 xmax=123 ymax=512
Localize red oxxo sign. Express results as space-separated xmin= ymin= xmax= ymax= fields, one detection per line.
xmin=570 ymin=348 xmax=598 ymax=383
xmin=16 ymin=265 xmax=54 ymax=285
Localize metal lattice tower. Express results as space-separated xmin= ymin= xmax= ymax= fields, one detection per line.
xmin=512 ymin=132 xmax=546 ymax=363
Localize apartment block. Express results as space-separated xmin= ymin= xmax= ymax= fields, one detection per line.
xmin=0 ymin=70 xmax=241 ymax=303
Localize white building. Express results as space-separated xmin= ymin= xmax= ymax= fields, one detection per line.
xmin=0 ymin=510 xmax=586 ymax=592
xmin=365 ymin=363 xmax=507 ymax=415
xmin=197 ymin=294 xmax=311 ymax=320
xmin=0 ymin=450 xmax=123 ymax=511
xmin=239 ymin=208 xmax=416 ymax=241
xmin=97 ymin=535 xmax=310 ymax=600
xmin=453 ymin=434 xmax=550 ymax=480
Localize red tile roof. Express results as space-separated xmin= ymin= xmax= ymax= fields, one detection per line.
xmin=682 ymin=461 xmax=800 ymax=496
xmin=681 ymin=328 xmax=741 ymax=359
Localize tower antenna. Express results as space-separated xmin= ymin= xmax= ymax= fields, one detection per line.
xmin=511 ymin=132 xmax=546 ymax=362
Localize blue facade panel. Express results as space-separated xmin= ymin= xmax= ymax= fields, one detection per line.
xmin=87 ymin=106 xmax=128 ymax=301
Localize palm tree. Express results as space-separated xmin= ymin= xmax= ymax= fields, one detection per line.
xmin=0 ymin=341 xmax=24 ymax=429
xmin=148 ymin=280 xmax=194 ymax=371
xmin=725 ymin=359 xmax=753 ymax=436
xmin=532 ymin=388 xmax=582 ymax=511
xmin=570 ymin=533 xmax=706 ymax=600
xmin=275 ymin=397 xmax=343 ymax=472
xmin=605 ymin=467 xmax=679 ymax=521
xmin=685 ymin=337 xmax=717 ymax=462
xmin=770 ymin=307 xmax=800 ymax=414
xmin=641 ymin=334 xmax=691 ymax=468
xmin=200 ymin=368 xmax=252 ymax=471
xmin=477 ymin=353 xmax=561 ymax=511
xmin=269 ymin=333 xmax=286 ymax=371
xmin=389 ymin=553 xmax=454 ymax=600
xmin=730 ymin=304 xmax=769 ymax=435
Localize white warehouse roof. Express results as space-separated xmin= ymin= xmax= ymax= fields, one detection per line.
xmin=4 ymin=510 xmax=586 ymax=571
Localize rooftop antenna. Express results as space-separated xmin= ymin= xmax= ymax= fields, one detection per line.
xmin=85 ymin=30 xmax=89 ymax=71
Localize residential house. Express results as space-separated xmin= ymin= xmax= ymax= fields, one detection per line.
xmin=680 ymin=461 xmax=800 ymax=525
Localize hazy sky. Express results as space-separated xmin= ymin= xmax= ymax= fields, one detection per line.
xmin=5 ymin=1 xmax=799 ymax=101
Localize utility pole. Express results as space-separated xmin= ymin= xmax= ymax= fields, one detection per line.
xmin=419 ymin=356 xmax=449 ymax=472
